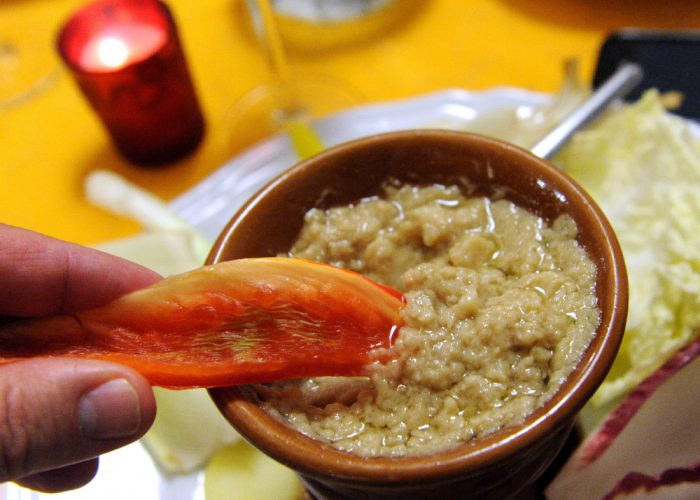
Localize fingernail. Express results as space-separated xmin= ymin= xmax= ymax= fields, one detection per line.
xmin=78 ymin=378 xmax=141 ymax=440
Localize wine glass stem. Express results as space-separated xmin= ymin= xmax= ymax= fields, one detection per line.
xmin=253 ymin=0 xmax=305 ymax=122
xmin=256 ymin=0 xmax=290 ymax=82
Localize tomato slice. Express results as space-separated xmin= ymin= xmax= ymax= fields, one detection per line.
xmin=0 ymin=258 xmax=405 ymax=388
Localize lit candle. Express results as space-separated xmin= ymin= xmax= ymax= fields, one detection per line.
xmin=79 ymin=25 xmax=166 ymax=71
xmin=57 ymin=0 xmax=204 ymax=166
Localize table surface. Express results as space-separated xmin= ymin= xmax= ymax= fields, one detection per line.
xmin=3 ymin=0 xmax=699 ymax=246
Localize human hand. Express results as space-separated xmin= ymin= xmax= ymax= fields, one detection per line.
xmin=0 ymin=224 xmax=160 ymax=492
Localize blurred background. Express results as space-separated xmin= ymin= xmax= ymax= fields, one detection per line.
xmin=3 ymin=0 xmax=698 ymax=246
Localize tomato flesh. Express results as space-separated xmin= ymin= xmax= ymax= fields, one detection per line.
xmin=0 ymin=258 xmax=405 ymax=388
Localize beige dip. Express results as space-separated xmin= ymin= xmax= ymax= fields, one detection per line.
xmin=257 ymin=183 xmax=600 ymax=457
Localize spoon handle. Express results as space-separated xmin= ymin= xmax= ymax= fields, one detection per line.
xmin=531 ymin=62 xmax=644 ymax=159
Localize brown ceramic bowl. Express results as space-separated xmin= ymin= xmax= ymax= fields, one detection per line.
xmin=207 ymin=130 xmax=628 ymax=499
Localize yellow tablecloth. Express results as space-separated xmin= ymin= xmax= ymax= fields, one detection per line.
xmin=2 ymin=0 xmax=698 ymax=246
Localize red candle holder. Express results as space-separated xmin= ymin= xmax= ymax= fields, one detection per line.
xmin=57 ymin=0 xmax=205 ymax=166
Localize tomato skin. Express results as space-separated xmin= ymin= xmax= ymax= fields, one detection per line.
xmin=0 ymin=258 xmax=405 ymax=388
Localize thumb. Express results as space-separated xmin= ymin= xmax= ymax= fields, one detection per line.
xmin=0 ymin=358 xmax=156 ymax=484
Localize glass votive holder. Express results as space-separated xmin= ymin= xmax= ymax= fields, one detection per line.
xmin=57 ymin=0 xmax=205 ymax=166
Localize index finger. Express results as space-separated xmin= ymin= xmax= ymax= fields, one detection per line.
xmin=0 ymin=224 xmax=161 ymax=317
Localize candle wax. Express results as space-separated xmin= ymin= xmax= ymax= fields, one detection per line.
xmin=79 ymin=24 xmax=166 ymax=72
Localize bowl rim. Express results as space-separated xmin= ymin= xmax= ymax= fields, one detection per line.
xmin=207 ymin=129 xmax=628 ymax=485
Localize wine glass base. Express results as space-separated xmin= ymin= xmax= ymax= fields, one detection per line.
xmin=0 ymin=2 xmax=62 ymax=112
xmin=220 ymin=71 xmax=365 ymax=156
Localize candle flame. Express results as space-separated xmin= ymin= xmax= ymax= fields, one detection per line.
xmin=96 ymin=37 xmax=129 ymax=68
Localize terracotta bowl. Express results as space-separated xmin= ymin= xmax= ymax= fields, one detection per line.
xmin=207 ymin=130 xmax=628 ymax=499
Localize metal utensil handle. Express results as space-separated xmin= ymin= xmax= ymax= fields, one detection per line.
xmin=530 ymin=62 xmax=644 ymax=159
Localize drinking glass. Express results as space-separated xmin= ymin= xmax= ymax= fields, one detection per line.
xmin=222 ymin=0 xmax=365 ymax=157
xmin=0 ymin=1 xmax=63 ymax=112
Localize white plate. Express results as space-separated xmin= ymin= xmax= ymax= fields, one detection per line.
xmin=1 ymin=87 xmax=551 ymax=500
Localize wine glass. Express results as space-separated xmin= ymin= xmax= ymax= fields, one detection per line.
xmin=0 ymin=1 xmax=62 ymax=112
xmin=222 ymin=0 xmax=366 ymax=158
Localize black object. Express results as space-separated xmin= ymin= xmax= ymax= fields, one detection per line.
xmin=594 ymin=29 xmax=700 ymax=120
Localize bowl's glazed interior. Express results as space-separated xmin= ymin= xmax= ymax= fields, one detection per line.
xmin=207 ymin=130 xmax=628 ymax=499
